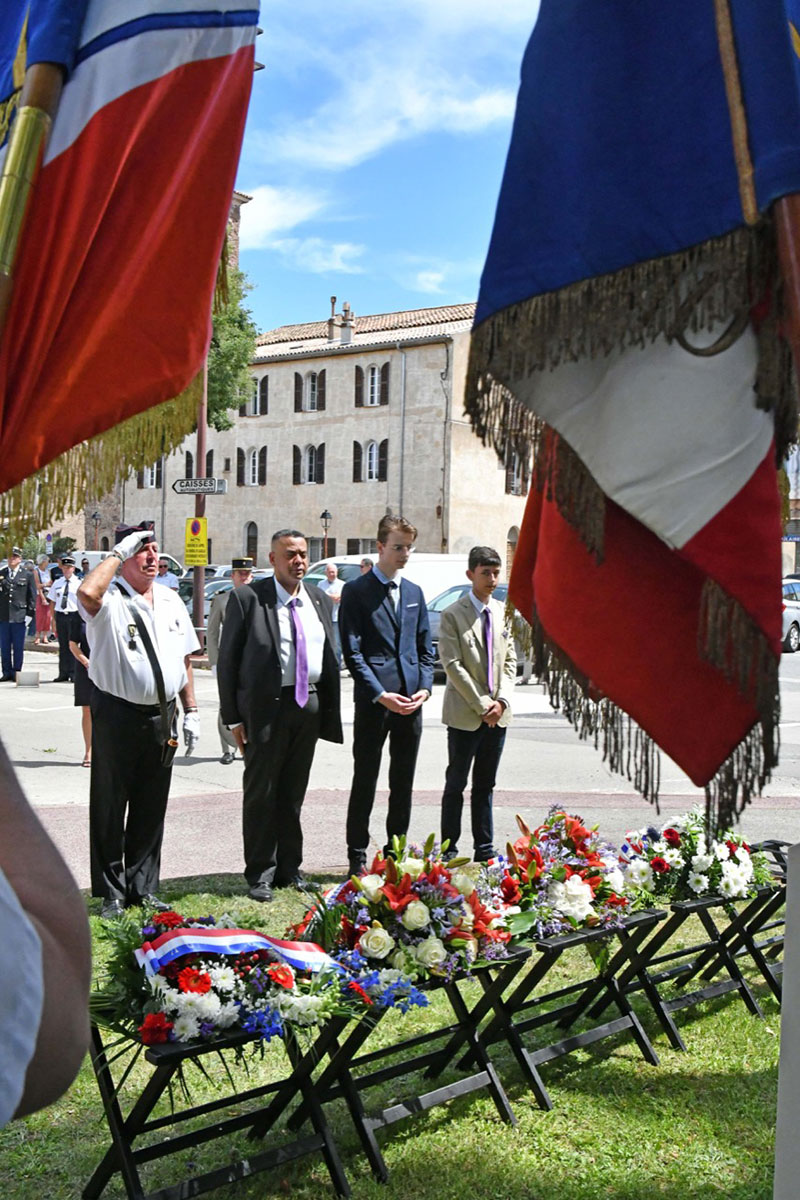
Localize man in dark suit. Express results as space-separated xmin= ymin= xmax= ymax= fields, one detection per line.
xmin=217 ymin=529 xmax=342 ymax=901
xmin=339 ymin=515 xmax=434 ymax=875
xmin=0 ymin=547 xmax=37 ymax=681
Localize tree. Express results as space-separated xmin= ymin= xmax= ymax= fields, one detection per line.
xmin=206 ymin=269 xmax=258 ymax=431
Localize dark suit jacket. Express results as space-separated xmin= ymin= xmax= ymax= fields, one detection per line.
xmin=0 ymin=566 xmax=36 ymax=623
xmin=217 ymin=577 xmax=343 ymax=744
xmin=339 ymin=570 xmax=435 ymax=704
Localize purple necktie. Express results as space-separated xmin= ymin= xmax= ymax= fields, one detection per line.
xmin=288 ymin=597 xmax=308 ymax=707
xmin=482 ymin=607 xmax=494 ymax=694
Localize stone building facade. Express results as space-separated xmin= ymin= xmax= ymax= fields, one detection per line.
xmin=122 ymin=301 xmax=528 ymax=573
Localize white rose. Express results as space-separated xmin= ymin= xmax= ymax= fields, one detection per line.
xmin=358 ymin=874 xmax=384 ymax=902
xmin=450 ymin=872 xmax=476 ymax=898
xmin=398 ymin=857 xmax=425 ymax=880
xmin=391 ymin=949 xmax=412 ymax=971
xmin=548 ymin=876 xmax=595 ymax=923
xmin=414 ymin=936 xmax=448 ymax=969
xmin=359 ymin=923 xmax=395 ymax=959
xmin=401 ymin=899 xmax=431 ymax=930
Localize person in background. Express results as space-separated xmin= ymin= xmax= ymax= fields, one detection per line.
xmin=68 ymin=610 xmax=95 ymax=768
xmin=0 ymin=547 xmax=37 ymax=682
xmin=79 ymin=557 xmax=91 ymax=579
xmin=360 ymin=557 xmax=373 ymax=574
xmin=316 ymin=562 xmax=343 ymax=663
xmin=48 ymin=556 xmax=80 ymax=682
xmin=0 ymin=736 xmax=90 ymax=1127
xmin=206 ymin=556 xmax=254 ymax=764
xmin=438 ymin=546 xmax=516 ymax=863
xmin=154 ymin=559 xmax=179 ymax=590
xmin=33 ymin=554 xmax=53 ymax=646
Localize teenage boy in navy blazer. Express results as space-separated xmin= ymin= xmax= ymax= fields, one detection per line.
xmin=339 ymin=515 xmax=435 ymax=875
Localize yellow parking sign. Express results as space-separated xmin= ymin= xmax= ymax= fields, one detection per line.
xmin=184 ymin=517 xmax=208 ymax=566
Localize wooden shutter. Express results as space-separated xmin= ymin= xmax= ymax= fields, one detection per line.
xmin=206 ymin=449 xmax=213 ymax=477
xmin=137 ymin=468 xmax=144 ymax=488
xmin=259 ymin=376 xmax=269 ymax=415
xmin=258 ymin=446 xmax=267 ymax=485
xmin=185 ymin=451 xmax=193 ymax=479
xmin=378 ymin=438 xmax=388 ymax=482
xmin=355 ymin=365 xmax=364 ymax=407
xmin=155 ymin=459 xmax=162 ymax=488
xmin=380 ymin=362 xmax=390 ymax=405
xmin=294 ymin=373 xmax=303 ymax=412
xmin=317 ymin=369 xmax=326 ymax=411
xmin=293 ymin=445 xmax=301 ymax=484
xmin=327 ymin=537 xmax=336 ymax=556
xmin=352 ymin=441 xmax=362 ymax=482
xmin=237 ymin=448 xmax=245 ymax=486
xmin=316 ymin=443 xmax=325 ymax=484
xmin=347 ymin=538 xmax=360 ymax=555
xmin=239 ymin=396 xmax=247 ymax=417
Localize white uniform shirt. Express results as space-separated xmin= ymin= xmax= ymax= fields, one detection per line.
xmin=0 ymin=866 xmax=43 ymax=1129
xmin=47 ymin=574 xmax=80 ymax=613
xmin=274 ymin=580 xmax=325 ymax=686
xmin=78 ymin=577 xmax=200 ymax=704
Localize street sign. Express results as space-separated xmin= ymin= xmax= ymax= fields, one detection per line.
xmin=185 ymin=517 xmax=208 ymax=566
xmin=172 ymin=477 xmax=227 ymax=495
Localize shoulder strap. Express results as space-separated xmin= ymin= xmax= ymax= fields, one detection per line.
xmin=124 ymin=595 xmax=175 ymax=744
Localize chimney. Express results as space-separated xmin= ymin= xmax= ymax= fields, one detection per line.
xmin=340 ymin=300 xmax=354 ymax=344
xmin=327 ymin=295 xmax=337 ymax=341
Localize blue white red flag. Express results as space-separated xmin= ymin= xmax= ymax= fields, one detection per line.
xmin=0 ymin=2 xmax=258 ymax=494
xmin=135 ymin=927 xmax=339 ymax=976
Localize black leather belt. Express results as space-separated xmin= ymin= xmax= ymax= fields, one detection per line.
xmin=281 ymin=683 xmax=318 ymax=695
xmin=98 ymin=689 xmax=166 ymax=715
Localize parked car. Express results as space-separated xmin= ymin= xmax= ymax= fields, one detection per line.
xmin=181 ymin=570 xmax=272 ymax=624
xmin=72 ymin=549 xmax=185 ymax=576
xmin=306 ymin=553 xmax=470 ymax=603
xmin=426 ymin=582 xmax=527 ymax=675
xmin=783 ymin=579 xmax=800 ymax=652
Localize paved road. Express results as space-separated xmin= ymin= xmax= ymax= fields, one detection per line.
xmin=5 ymin=645 xmax=800 ymax=892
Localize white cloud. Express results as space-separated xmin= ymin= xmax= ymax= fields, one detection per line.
xmin=239 ymin=185 xmax=326 ymax=249
xmin=415 ymin=270 xmax=445 ymax=294
xmin=270 ymin=238 xmax=366 ymax=274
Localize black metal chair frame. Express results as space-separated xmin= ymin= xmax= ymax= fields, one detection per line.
xmin=84 ymin=1020 xmax=352 ymax=1200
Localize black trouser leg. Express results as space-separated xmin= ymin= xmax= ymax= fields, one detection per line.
xmin=346 ymin=700 xmax=390 ymax=863
xmin=385 ymin=707 xmax=423 ymax=850
xmin=55 ymin=612 xmax=74 ymax=679
xmin=441 ymin=727 xmax=480 ymax=855
xmin=469 ymin=724 xmax=506 ymax=860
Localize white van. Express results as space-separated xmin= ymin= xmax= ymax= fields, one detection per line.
xmin=306 ymin=553 xmax=470 ymax=603
xmin=71 ymin=549 xmax=185 ymax=576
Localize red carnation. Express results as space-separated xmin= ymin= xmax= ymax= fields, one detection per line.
xmin=650 ymin=856 xmax=670 ymax=874
xmin=662 ymin=828 xmax=681 ymax=848
xmin=139 ymin=1012 xmax=173 ymax=1045
xmin=154 ymin=911 xmax=186 ymax=929
xmin=178 ymin=967 xmax=212 ymax=994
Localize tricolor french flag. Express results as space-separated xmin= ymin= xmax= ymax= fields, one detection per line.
xmin=135 ymin=927 xmax=339 ymax=976
xmin=0 ymin=2 xmax=259 ymax=493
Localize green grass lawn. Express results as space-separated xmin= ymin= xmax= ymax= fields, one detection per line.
xmin=0 ymin=874 xmax=781 ymax=1200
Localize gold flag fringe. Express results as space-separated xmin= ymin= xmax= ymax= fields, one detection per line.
xmin=0 ymin=375 xmax=201 ymax=549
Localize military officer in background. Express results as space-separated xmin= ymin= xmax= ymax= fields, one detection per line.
xmin=0 ymin=547 xmax=37 ymax=681
xmin=48 ymin=556 xmax=81 ymax=682
xmin=206 ymin=556 xmax=254 ymax=763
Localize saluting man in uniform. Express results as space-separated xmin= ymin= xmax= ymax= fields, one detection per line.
xmin=47 ymin=555 xmax=80 ymax=682
xmin=0 ymin=547 xmax=37 ymax=682
xmin=77 ymin=525 xmax=201 ymax=920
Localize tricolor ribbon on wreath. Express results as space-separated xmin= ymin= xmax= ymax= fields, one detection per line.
xmin=467 ymin=0 xmax=800 ymax=829
xmin=134 ymin=927 xmax=340 ymax=976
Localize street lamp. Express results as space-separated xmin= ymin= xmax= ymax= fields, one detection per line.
xmin=320 ymin=509 xmax=332 ymax=558
xmin=91 ymin=510 xmax=101 ymax=550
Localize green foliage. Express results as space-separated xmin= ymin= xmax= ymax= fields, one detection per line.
xmin=206 ymin=269 xmax=258 ymax=432
xmin=52 ymin=533 xmax=76 ymax=556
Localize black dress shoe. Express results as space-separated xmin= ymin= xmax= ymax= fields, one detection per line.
xmin=273 ymin=873 xmax=305 ymax=889
xmin=100 ymin=898 xmax=125 ymax=920
xmin=130 ymin=894 xmax=171 ymax=912
xmin=220 ymin=750 xmax=235 ymax=764
xmin=348 ymin=859 xmax=366 ymax=878
xmin=53 ymin=675 xmax=70 ymax=682
xmin=0 ymin=675 xmax=14 ymax=682
xmin=247 ymin=883 xmax=274 ymax=903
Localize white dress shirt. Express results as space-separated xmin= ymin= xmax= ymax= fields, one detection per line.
xmin=78 ymin=578 xmax=200 ymax=704
xmin=372 ymin=565 xmax=400 ymax=609
xmin=274 ymin=579 xmax=325 ymax=686
xmin=47 ymin=575 xmax=80 ymax=613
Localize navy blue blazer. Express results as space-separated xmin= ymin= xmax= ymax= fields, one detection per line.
xmin=339 ymin=569 xmax=434 ymax=704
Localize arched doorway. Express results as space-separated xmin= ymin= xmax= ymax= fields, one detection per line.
xmin=246 ymin=521 xmax=258 ymax=564
xmin=506 ymin=525 xmax=519 ymax=581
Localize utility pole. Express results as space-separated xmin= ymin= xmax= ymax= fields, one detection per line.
xmin=192 ymin=361 xmax=208 ymax=640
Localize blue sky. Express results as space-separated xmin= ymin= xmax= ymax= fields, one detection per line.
xmin=235 ymin=1 xmax=539 ymax=335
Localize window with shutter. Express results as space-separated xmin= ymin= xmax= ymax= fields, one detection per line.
xmin=137 ymin=468 xmax=144 ymax=488
xmin=378 ymin=439 xmax=388 ymax=482
xmin=258 ymin=445 xmax=267 ymax=485
xmin=248 ymin=378 xmax=259 ymax=417
xmin=247 ymin=448 xmax=258 ymax=486
xmin=380 ymin=362 xmax=390 ymax=405
xmin=346 ymin=538 xmax=360 ymax=555
xmin=316 ymin=442 xmax=325 ymax=484
xmin=246 ymin=522 xmax=258 ymax=562
xmin=353 ymin=441 xmax=362 ymax=482
xmin=293 ymin=445 xmax=301 ymax=485
xmin=185 ymin=451 xmax=193 ymax=479
xmin=303 ymin=444 xmax=317 ymax=483
xmin=259 ymin=376 xmax=269 ymax=415
xmin=237 ymin=448 xmax=245 ymax=487
xmin=327 ymin=538 xmax=336 ymax=556
xmin=317 ymin=369 xmax=326 ymax=411
xmin=367 ymin=365 xmax=379 ymax=406
xmin=305 ymin=372 xmax=318 ymax=411
xmin=366 ymin=440 xmax=379 ymax=481
xmin=206 ymin=449 xmax=214 ymax=477
xmin=294 ymin=373 xmax=303 ymax=413
xmin=354 ymin=365 xmax=364 ymax=407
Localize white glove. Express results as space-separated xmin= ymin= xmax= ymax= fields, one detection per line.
xmin=183 ymin=711 xmax=200 ymax=744
xmin=115 ymin=530 xmax=151 ymax=561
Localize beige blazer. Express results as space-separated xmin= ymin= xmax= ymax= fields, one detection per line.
xmin=439 ymin=593 xmax=516 ymax=731
xmin=205 ymin=588 xmax=231 ymax=667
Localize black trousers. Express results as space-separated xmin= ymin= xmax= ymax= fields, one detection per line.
xmin=90 ymin=690 xmax=173 ymax=902
xmin=440 ymin=724 xmax=507 ymax=861
xmin=55 ymin=611 xmax=74 ymax=679
xmin=346 ymin=700 xmax=423 ymax=864
xmin=242 ymin=688 xmax=320 ymax=887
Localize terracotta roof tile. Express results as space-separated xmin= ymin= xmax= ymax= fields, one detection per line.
xmin=256 ymin=302 xmax=476 ymax=347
